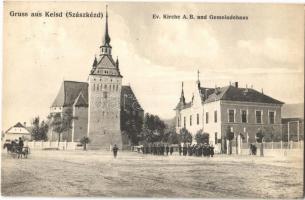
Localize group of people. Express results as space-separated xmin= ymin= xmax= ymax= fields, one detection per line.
xmin=140 ymin=143 xmax=215 ymax=157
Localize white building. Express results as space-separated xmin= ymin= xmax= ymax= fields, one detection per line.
xmin=175 ymin=73 xmax=284 ymax=153
xmin=3 ymin=122 xmax=31 ymax=142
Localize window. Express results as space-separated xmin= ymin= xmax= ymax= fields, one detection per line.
xmin=184 ymin=117 xmax=186 ymax=127
xmin=116 ymin=85 xmax=118 ymax=91
xmin=228 ymin=110 xmax=235 ymax=123
xmin=104 ymin=84 xmax=107 ymax=89
xmin=197 ymin=113 xmax=199 ymax=125
xmin=206 ymin=112 xmax=209 ymax=124
xmin=103 ymin=91 xmax=108 ymax=99
xmin=241 ymin=110 xmax=247 ymax=123
xmin=256 ymin=110 xmax=262 ymax=124
xmin=215 ymin=132 xmax=218 ymax=144
xmin=93 ymin=84 xmax=95 ymax=91
xmin=269 ymin=111 xmax=275 ymax=124
xmin=214 ymin=110 xmax=217 ymax=123
xmin=190 ymin=115 xmax=192 ymax=126
xmin=97 ymin=84 xmax=99 ymax=91
xmin=177 ymin=117 xmax=180 ymax=127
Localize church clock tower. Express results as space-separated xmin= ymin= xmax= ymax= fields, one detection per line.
xmin=88 ymin=6 xmax=123 ymax=150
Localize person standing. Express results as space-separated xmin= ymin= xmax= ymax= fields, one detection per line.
xmin=18 ymin=137 xmax=24 ymax=152
xmin=112 ymin=144 xmax=119 ymax=158
xmin=178 ymin=144 xmax=182 ymax=156
xmin=170 ymin=146 xmax=173 ymax=155
xmin=166 ymin=145 xmax=169 ymax=156
xmin=183 ymin=143 xmax=187 ymax=156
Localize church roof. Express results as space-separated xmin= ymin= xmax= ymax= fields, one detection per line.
xmin=51 ymin=81 xmax=88 ymax=107
xmin=121 ymin=86 xmax=144 ymax=112
xmin=51 ymin=81 xmax=143 ymax=111
xmin=73 ymin=92 xmax=88 ymax=107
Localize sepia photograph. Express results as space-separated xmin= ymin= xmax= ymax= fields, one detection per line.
xmin=2 ymin=1 xmax=304 ymax=198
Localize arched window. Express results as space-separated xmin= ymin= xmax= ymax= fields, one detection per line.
xmin=97 ymin=84 xmax=99 ymax=91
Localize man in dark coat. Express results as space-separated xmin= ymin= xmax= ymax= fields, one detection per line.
xmin=170 ymin=146 xmax=174 ymax=155
xmin=18 ymin=137 xmax=24 ymax=152
xmin=166 ymin=145 xmax=169 ymax=156
xmin=183 ymin=143 xmax=187 ymax=156
xmin=112 ymin=144 xmax=119 ymax=158
xmin=209 ymin=145 xmax=214 ymax=157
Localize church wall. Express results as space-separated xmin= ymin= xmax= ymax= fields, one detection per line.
xmin=220 ymin=100 xmax=282 ymax=143
xmin=72 ymin=106 xmax=88 ymax=142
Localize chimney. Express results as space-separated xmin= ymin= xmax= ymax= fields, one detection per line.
xmin=23 ymin=122 xmax=26 ymax=127
xmin=261 ymin=88 xmax=264 ymax=94
xmin=251 ymin=85 xmax=253 ymax=89
xmin=235 ymin=82 xmax=238 ymax=88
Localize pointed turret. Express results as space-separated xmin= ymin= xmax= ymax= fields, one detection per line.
xmin=100 ymin=5 xmax=112 ymax=56
xmin=180 ymin=82 xmax=186 ymax=104
xmin=90 ymin=56 xmax=98 ymax=74
xmin=116 ymin=56 xmax=119 ymax=68
xmin=197 ymin=69 xmax=201 ymax=88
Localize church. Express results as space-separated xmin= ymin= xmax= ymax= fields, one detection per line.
xmin=175 ymin=72 xmax=284 ymax=153
xmin=49 ymin=7 xmax=144 ymax=150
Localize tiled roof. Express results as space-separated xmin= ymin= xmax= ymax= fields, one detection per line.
xmin=14 ymin=122 xmax=25 ymax=128
xmin=176 ymin=85 xmax=284 ymax=110
xmin=121 ymin=86 xmax=144 ymax=112
xmin=73 ymin=92 xmax=88 ymax=107
xmin=221 ymin=86 xmax=283 ymax=104
xmin=51 ymin=81 xmax=88 ymax=107
xmin=51 ymin=82 xmax=143 ymax=112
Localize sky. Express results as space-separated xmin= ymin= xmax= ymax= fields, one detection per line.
xmin=3 ymin=2 xmax=304 ymax=130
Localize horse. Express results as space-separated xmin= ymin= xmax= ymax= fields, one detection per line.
xmin=3 ymin=142 xmax=30 ymax=159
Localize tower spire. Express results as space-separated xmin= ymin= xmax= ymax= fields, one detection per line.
xmin=103 ymin=5 xmax=111 ymax=46
xmin=100 ymin=5 xmax=112 ymax=56
xmin=197 ymin=69 xmax=201 ymax=88
xmin=180 ymin=82 xmax=185 ymax=104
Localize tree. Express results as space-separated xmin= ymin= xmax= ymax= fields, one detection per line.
xmin=80 ymin=136 xmax=90 ymax=151
xmin=48 ymin=108 xmax=73 ymax=143
xmin=226 ymin=126 xmax=234 ymax=155
xmin=256 ymin=128 xmax=265 ymax=157
xmin=140 ymin=113 xmax=166 ymax=143
xmin=263 ymin=126 xmax=275 ymax=142
xmin=195 ymin=129 xmax=209 ymax=144
xmin=31 ymin=116 xmax=49 ymax=141
xmin=179 ymin=128 xmax=192 ymax=144
xmin=121 ymin=110 xmax=143 ymax=145
xmin=163 ymin=125 xmax=180 ymax=144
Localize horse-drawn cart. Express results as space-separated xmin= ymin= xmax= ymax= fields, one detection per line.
xmin=3 ymin=142 xmax=30 ymax=159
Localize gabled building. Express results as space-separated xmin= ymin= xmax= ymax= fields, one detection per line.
xmin=49 ymin=7 xmax=144 ymax=149
xmin=175 ymin=74 xmax=284 ymax=153
xmin=3 ymin=122 xmax=31 ymax=142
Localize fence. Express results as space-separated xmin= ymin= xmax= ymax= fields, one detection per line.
xmin=24 ymin=141 xmax=81 ymax=150
xmin=230 ymin=140 xmax=303 ymax=157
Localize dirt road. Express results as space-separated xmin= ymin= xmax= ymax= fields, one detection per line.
xmin=1 ymin=150 xmax=303 ymax=198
